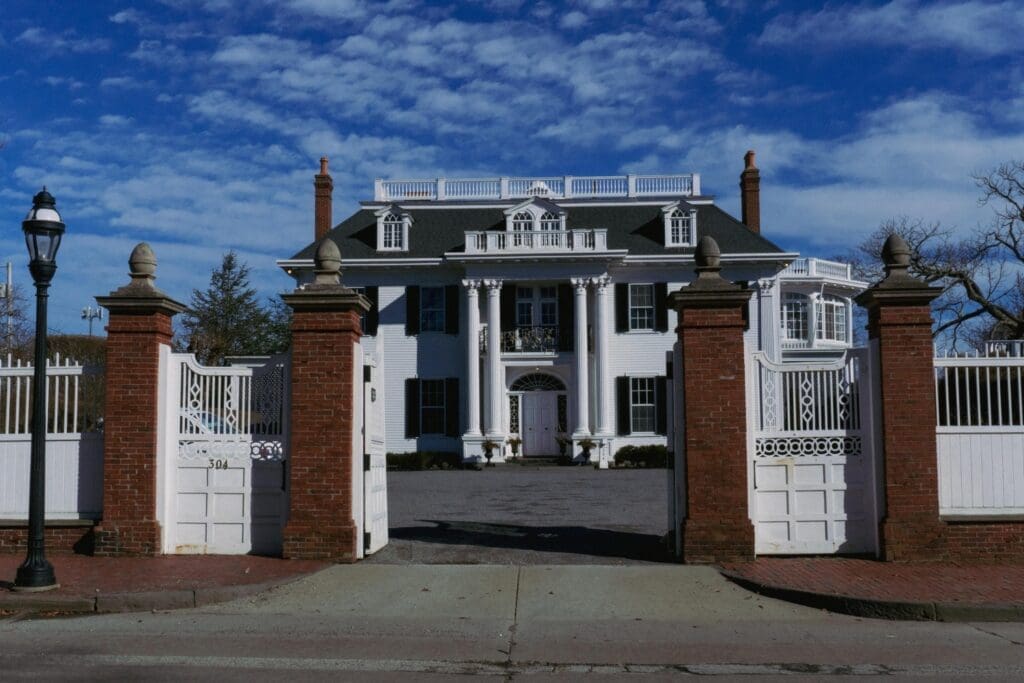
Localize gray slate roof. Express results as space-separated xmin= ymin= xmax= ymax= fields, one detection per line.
xmin=291 ymin=201 xmax=786 ymax=260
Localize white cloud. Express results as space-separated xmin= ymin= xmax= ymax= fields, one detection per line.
xmin=16 ymin=27 xmax=111 ymax=53
xmin=759 ymin=1 xmax=1024 ymax=56
xmin=99 ymin=114 xmax=132 ymax=126
xmin=560 ymin=10 xmax=588 ymax=29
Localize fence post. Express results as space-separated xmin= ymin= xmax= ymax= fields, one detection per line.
xmin=281 ymin=238 xmax=369 ymax=561
xmin=670 ymin=236 xmax=754 ymax=563
xmin=94 ymin=243 xmax=185 ymax=556
xmin=855 ymin=234 xmax=943 ymax=561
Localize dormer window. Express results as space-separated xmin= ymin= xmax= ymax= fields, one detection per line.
xmin=504 ymin=198 xmax=567 ymax=238
xmin=662 ymin=202 xmax=697 ymax=247
xmin=375 ymin=205 xmax=411 ymax=252
xmin=383 ymin=213 xmax=403 ymax=249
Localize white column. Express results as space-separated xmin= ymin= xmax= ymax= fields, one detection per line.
xmin=593 ymin=276 xmax=612 ymax=436
xmin=758 ymin=278 xmax=779 ymax=362
xmin=571 ymin=277 xmax=590 ymax=437
xmin=463 ymin=279 xmax=481 ymax=436
xmin=808 ymin=291 xmax=820 ymax=349
xmin=484 ymin=279 xmax=504 ymax=437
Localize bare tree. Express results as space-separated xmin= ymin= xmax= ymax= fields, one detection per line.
xmin=847 ymin=161 xmax=1024 ymax=347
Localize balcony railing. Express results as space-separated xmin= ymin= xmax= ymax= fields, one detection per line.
xmin=374 ymin=174 xmax=700 ymax=202
xmin=465 ymin=229 xmax=607 ymax=254
xmin=479 ymin=326 xmax=560 ymax=353
xmin=779 ymin=258 xmax=853 ymax=281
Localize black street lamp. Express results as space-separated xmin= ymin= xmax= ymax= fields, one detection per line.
xmin=13 ymin=188 xmax=64 ymax=591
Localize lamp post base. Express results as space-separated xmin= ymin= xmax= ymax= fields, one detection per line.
xmin=13 ymin=558 xmax=58 ymax=591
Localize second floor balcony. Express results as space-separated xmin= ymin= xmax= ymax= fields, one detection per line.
xmin=480 ymin=326 xmax=560 ymax=354
xmin=779 ymin=257 xmax=854 ymax=282
xmin=465 ymin=229 xmax=608 ymax=254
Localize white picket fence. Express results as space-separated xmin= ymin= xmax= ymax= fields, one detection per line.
xmin=0 ymin=355 xmax=104 ymax=520
xmin=935 ymin=344 xmax=1024 ymax=517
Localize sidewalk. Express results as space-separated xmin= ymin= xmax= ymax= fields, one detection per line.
xmin=723 ymin=557 xmax=1024 ymax=621
xmin=0 ymin=555 xmax=327 ymax=615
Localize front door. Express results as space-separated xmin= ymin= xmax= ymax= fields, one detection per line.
xmin=522 ymin=392 xmax=558 ymax=455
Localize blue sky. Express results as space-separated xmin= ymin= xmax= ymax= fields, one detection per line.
xmin=1 ymin=0 xmax=1023 ymax=334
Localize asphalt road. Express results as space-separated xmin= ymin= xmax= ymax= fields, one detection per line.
xmin=3 ymin=564 xmax=1023 ymax=680
xmin=368 ymin=467 xmax=673 ymax=564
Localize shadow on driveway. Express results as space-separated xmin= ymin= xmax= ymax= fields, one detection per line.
xmin=388 ymin=520 xmax=672 ymax=564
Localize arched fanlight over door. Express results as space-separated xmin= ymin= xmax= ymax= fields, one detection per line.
xmin=511 ymin=373 xmax=566 ymax=392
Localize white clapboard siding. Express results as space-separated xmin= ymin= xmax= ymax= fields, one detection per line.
xmin=935 ymin=345 xmax=1024 ymax=517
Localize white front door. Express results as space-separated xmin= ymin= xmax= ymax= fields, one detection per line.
xmin=522 ymin=392 xmax=559 ymax=455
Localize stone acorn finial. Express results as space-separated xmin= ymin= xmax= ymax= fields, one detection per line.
xmin=881 ymin=233 xmax=911 ymax=280
xmin=313 ymin=237 xmax=342 ymax=285
xmin=695 ymin=235 xmax=722 ymax=278
xmin=128 ymin=242 xmax=157 ymax=287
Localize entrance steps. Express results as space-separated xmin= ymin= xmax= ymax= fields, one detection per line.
xmin=506 ymin=456 xmax=569 ymax=467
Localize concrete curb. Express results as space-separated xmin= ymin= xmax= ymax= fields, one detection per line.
xmin=722 ymin=571 xmax=1024 ymax=622
xmin=1 ymin=569 xmax=323 ymax=617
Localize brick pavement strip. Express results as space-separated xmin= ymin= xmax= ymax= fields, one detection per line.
xmin=722 ymin=557 xmax=1024 ymax=621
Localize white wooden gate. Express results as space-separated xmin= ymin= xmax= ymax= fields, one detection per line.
xmin=362 ymin=352 xmax=388 ymax=556
xmin=749 ymin=349 xmax=879 ymax=555
xmin=163 ymin=352 xmax=289 ymax=555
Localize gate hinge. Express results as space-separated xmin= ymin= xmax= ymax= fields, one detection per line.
xmin=364 ymin=453 xmax=371 ymax=471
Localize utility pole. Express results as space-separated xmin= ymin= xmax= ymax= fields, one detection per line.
xmin=81 ymin=306 xmax=103 ymax=336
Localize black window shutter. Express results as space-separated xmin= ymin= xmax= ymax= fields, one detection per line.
xmin=364 ymin=286 xmax=379 ymax=336
xmin=617 ymin=376 xmax=632 ymax=435
xmin=405 ymin=378 xmax=421 ymax=437
xmin=500 ymin=283 xmax=516 ymax=332
xmin=405 ymin=286 xmax=420 ymax=336
xmin=654 ymin=283 xmax=669 ymax=332
xmin=444 ymin=285 xmax=459 ymax=335
xmin=444 ymin=377 xmax=459 ymax=436
xmin=655 ymin=376 xmax=668 ymax=435
xmin=557 ymin=283 xmax=574 ymax=351
xmin=615 ymin=283 xmax=629 ymax=332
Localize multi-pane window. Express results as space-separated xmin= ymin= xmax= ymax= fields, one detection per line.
xmin=539 ymin=211 xmax=560 ymax=246
xmin=420 ymin=379 xmax=445 ymax=434
xmin=420 ymin=286 xmax=445 ymax=332
xmin=382 ymin=213 xmax=404 ymax=249
xmin=781 ymin=293 xmax=809 ymax=341
xmin=629 ymin=284 xmax=655 ymax=331
xmin=539 ymin=286 xmax=557 ymax=326
xmin=516 ymin=286 xmax=533 ymax=326
xmin=630 ymin=377 xmax=657 ymax=433
xmin=816 ymin=295 xmax=848 ymax=343
xmin=668 ymin=208 xmax=692 ymax=246
xmin=512 ymin=212 xmax=532 ymax=246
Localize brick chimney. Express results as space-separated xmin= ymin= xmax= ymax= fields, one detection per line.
xmin=739 ymin=150 xmax=760 ymax=234
xmin=314 ymin=156 xmax=333 ymax=242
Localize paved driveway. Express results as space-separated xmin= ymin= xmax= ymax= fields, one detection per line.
xmin=365 ymin=466 xmax=672 ymax=565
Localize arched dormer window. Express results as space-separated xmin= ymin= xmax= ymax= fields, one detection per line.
xmin=539 ymin=211 xmax=560 ymax=231
xmin=781 ymin=293 xmax=809 ymax=342
xmin=662 ymin=202 xmax=697 ymax=247
xmin=375 ymin=205 xmax=411 ymax=251
xmin=512 ymin=211 xmax=532 ymax=246
xmin=816 ymin=295 xmax=848 ymax=343
xmin=382 ymin=213 xmax=403 ymax=249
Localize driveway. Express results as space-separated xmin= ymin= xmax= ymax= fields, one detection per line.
xmin=365 ymin=466 xmax=672 ymax=564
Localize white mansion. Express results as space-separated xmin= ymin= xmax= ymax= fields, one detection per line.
xmin=278 ymin=153 xmax=866 ymax=465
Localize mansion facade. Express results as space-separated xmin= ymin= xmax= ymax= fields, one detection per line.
xmin=278 ymin=154 xmax=866 ymax=465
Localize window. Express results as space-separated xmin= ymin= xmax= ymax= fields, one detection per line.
xmin=516 ymin=286 xmax=533 ymax=327
xmin=630 ymin=377 xmax=656 ymax=433
xmin=420 ymin=379 xmax=445 ymax=434
xmin=512 ymin=212 xmax=532 ymax=246
xmin=539 ymin=286 xmax=557 ymax=326
xmin=382 ymin=213 xmax=404 ymax=249
xmin=781 ymin=293 xmax=809 ymax=341
xmin=629 ymin=284 xmax=655 ymax=331
xmin=420 ymin=286 xmax=445 ymax=332
xmin=668 ymin=208 xmax=692 ymax=246
xmin=816 ymin=295 xmax=848 ymax=343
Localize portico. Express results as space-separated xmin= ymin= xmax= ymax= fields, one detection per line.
xmin=461 ymin=274 xmax=616 ymax=466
